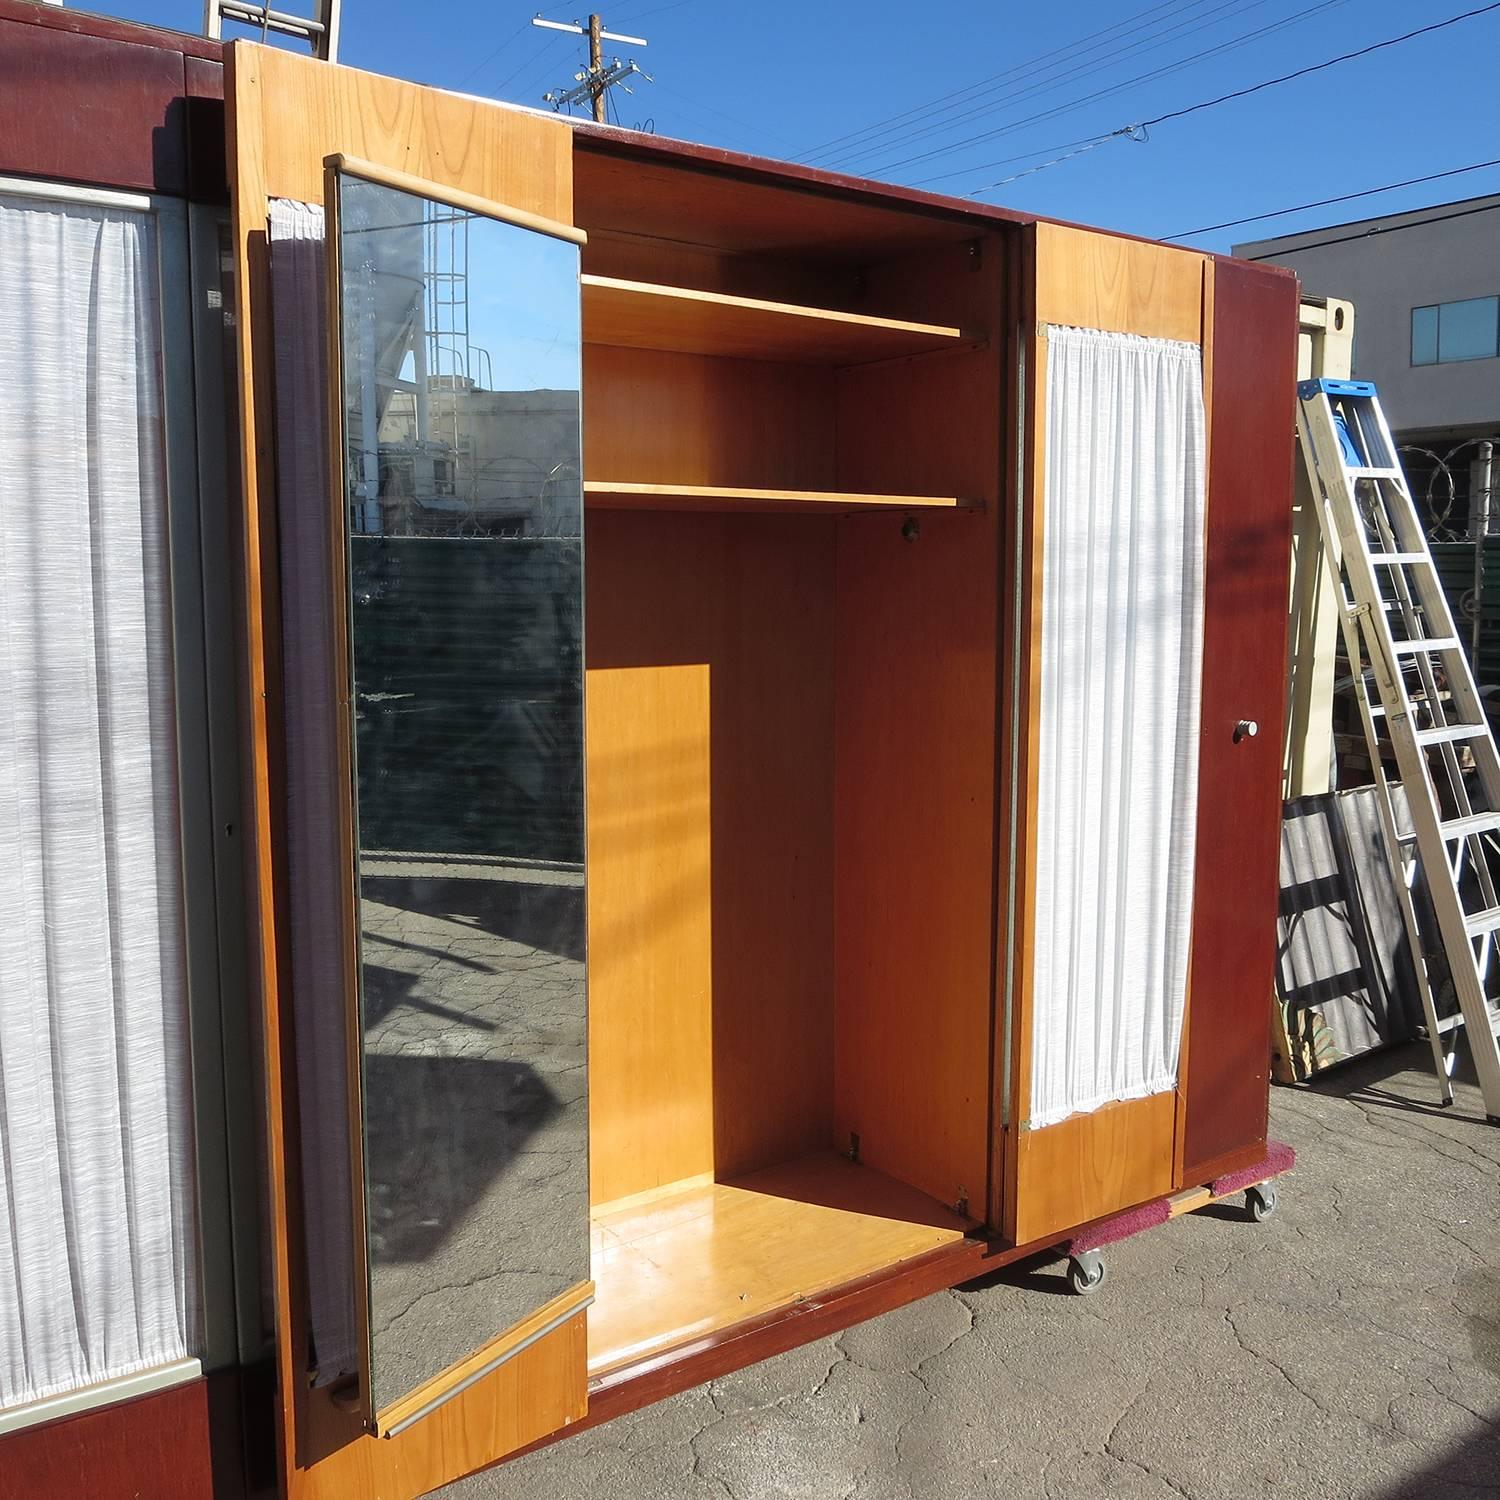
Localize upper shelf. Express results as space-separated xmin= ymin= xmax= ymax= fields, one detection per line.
xmin=580 ymin=274 xmax=977 ymax=366
xmin=585 ymin=482 xmax=977 ymax=514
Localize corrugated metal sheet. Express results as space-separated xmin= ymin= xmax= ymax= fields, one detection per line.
xmin=1276 ymin=786 xmax=1424 ymax=1072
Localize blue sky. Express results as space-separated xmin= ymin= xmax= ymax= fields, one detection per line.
xmin=113 ymin=0 xmax=1500 ymax=252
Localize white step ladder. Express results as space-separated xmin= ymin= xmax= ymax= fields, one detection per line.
xmin=205 ymin=0 xmax=340 ymax=60
xmin=1297 ymin=378 xmax=1500 ymax=1122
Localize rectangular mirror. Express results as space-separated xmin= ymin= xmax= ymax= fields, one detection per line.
xmin=330 ymin=166 xmax=588 ymax=1422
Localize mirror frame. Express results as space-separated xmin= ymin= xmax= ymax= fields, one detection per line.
xmin=321 ymin=152 xmax=592 ymax=1435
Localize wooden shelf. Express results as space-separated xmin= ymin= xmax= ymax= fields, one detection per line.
xmin=588 ymin=1150 xmax=976 ymax=1377
xmin=585 ymin=481 xmax=977 ymax=514
xmin=581 ymin=274 xmax=976 ymax=366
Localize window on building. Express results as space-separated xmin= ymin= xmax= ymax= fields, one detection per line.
xmin=1412 ymin=296 xmax=1500 ymax=365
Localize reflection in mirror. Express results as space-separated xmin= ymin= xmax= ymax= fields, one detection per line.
xmin=334 ymin=172 xmax=587 ymax=1418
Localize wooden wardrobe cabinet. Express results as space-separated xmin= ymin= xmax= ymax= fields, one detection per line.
xmin=226 ymin=42 xmax=1298 ymax=1500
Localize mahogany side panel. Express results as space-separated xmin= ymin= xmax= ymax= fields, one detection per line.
xmin=0 ymin=18 xmax=187 ymax=196
xmin=1179 ymin=258 xmax=1300 ymax=1178
xmin=0 ymin=1372 xmax=245 ymax=1500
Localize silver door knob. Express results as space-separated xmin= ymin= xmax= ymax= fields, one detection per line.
xmin=1234 ymin=719 xmax=1259 ymax=743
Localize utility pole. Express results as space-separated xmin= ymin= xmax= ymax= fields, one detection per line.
xmin=535 ymin=14 xmax=651 ymax=122
xmin=588 ymin=13 xmax=604 ymax=121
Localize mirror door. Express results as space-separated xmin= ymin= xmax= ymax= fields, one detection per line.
xmin=327 ymin=159 xmax=591 ymax=1431
xmin=229 ymin=45 xmax=592 ymax=1497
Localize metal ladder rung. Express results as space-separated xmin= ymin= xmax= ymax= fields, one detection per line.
xmin=1391 ymin=636 xmax=1462 ymax=655
xmin=1436 ymin=1003 xmax=1500 ymax=1039
xmin=1463 ymin=905 xmax=1500 ymax=938
xmin=1440 ymin=811 xmax=1500 ymax=841
xmin=1413 ymin=722 xmax=1488 ymax=745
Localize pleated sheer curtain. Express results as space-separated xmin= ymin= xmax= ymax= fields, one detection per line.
xmin=0 ymin=193 xmax=200 ymax=1410
xmin=1029 ymin=325 xmax=1207 ymax=1130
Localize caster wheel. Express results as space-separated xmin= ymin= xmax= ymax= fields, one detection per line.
xmin=1246 ymin=1183 xmax=1278 ymax=1222
xmin=1066 ymin=1251 xmax=1107 ymax=1296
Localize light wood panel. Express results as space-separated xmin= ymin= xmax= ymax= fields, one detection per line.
xmin=226 ymin=42 xmax=587 ymax=1500
xmin=376 ymin=1283 xmax=594 ymax=1436
xmin=1032 ymin=220 xmax=1207 ymax=344
xmin=589 ymin=1151 xmax=974 ymax=1375
xmin=831 ymin=239 xmax=1008 ymax=1218
xmin=1003 ymin=222 xmax=1210 ymax=1243
xmin=583 ymin=344 xmax=837 ymax=492
xmin=585 ymin=661 xmax=716 ymax=1205
xmin=1011 ymin=1092 xmax=1178 ymax=1246
xmin=585 ymin=511 xmax=837 ymax=1200
xmin=234 ymin=41 xmax=570 ymax=209
xmin=581 ymin=274 xmax=972 ymax=365
xmin=585 ymin=481 xmax=972 ymax=513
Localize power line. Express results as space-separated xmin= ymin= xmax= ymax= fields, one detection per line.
xmin=800 ymin=0 xmax=1230 ymax=167
xmin=455 ymin=13 xmax=535 ymax=91
xmin=962 ymin=0 xmax=1500 ymax=196
xmin=1164 ymin=158 xmax=1500 ymax=240
xmin=1144 ymin=0 xmax=1500 ymax=130
xmin=1238 ymin=199 xmax=1500 ymax=259
xmin=885 ymin=0 xmax=1351 ymax=183
xmin=834 ymin=0 xmax=1290 ymax=175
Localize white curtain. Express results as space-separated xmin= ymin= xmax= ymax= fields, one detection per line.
xmin=1029 ymin=325 xmax=1206 ymax=1130
xmin=0 ymin=194 xmax=199 ymax=1408
xmin=268 ymin=199 xmax=358 ymax=1386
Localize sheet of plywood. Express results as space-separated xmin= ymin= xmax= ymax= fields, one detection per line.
xmin=585 ymin=511 xmax=836 ymax=1200
xmin=831 ymin=239 xmax=1007 ymax=1220
xmin=583 ymin=344 xmax=838 ymax=493
xmin=589 ymin=1151 xmax=974 ymax=1375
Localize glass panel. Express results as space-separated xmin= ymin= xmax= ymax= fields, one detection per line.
xmin=1437 ymin=296 xmax=1500 ymax=363
xmin=334 ymin=173 xmax=587 ymax=1417
xmin=1411 ymin=304 xmax=1438 ymax=366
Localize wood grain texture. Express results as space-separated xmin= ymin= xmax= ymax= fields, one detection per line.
xmin=573 ymin=143 xmax=987 ymax=264
xmin=1180 ymin=257 xmax=1299 ymax=1179
xmin=329 ymin=152 xmax=585 ymax=244
xmin=227 ymin=44 xmax=587 ymax=1499
xmin=232 ymin=41 xmax=571 ymax=210
xmin=581 ymin=274 xmax=969 ymax=365
xmin=1003 ymin=226 xmax=1208 ymax=1240
xmin=832 ymin=241 xmax=1007 ymax=1217
xmin=1032 ymin=220 xmax=1206 ymax=343
xmin=0 ymin=17 xmax=188 ymax=195
xmin=585 ymin=511 xmax=837 ymax=1199
xmin=585 ymin=482 xmax=972 ymax=512
xmin=1010 ymin=1090 xmax=1179 ymax=1246
xmin=585 ymin=658 xmax=715 ymax=1204
xmin=0 ymin=1371 xmax=244 ymax=1500
xmin=583 ymin=344 xmax=838 ymax=493
xmin=589 ymin=1151 xmax=973 ymax=1376
xmin=376 ymin=1282 xmax=595 ymax=1435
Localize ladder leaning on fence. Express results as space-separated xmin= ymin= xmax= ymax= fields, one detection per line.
xmin=1297 ymin=378 xmax=1500 ymax=1122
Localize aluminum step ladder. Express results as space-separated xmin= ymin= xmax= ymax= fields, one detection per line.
xmin=205 ymin=0 xmax=339 ymax=59
xmin=1297 ymin=378 xmax=1500 ymax=1122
